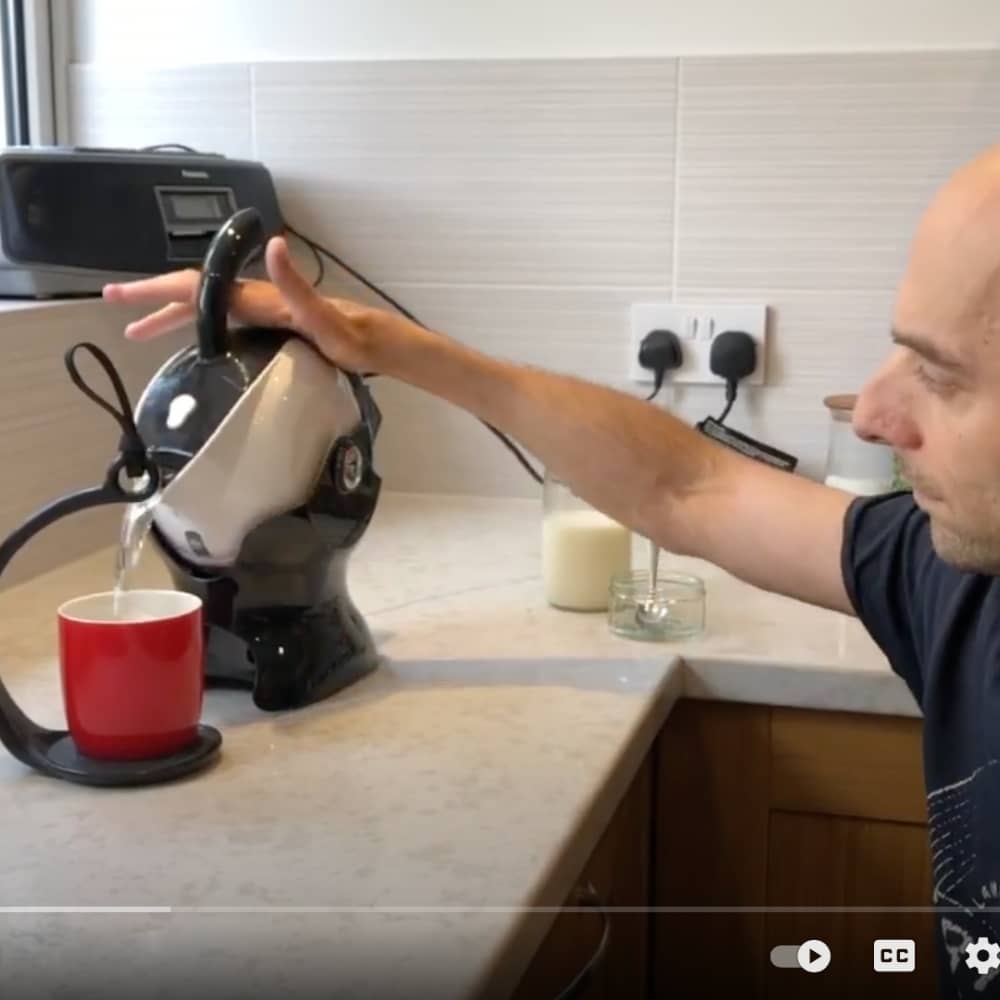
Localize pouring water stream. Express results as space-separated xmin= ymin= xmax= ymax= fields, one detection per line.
xmin=112 ymin=496 xmax=159 ymax=616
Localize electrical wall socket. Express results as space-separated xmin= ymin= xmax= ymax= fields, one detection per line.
xmin=629 ymin=303 xmax=768 ymax=386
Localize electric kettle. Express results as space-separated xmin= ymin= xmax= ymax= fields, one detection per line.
xmin=133 ymin=206 xmax=383 ymax=711
xmin=0 ymin=206 xmax=382 ymax=785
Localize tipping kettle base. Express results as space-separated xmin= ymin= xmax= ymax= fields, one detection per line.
xmin=148 ymin=421 xmax=384 ymax=711
xmin=212 ymin=603 xmax=380 ymax=709
xmin=168 ymin=545 xmax=382 ymax=712
xmin=43 ymin=725 xmax=221 ymax=787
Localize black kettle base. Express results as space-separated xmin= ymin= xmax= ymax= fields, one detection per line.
xmin=40 ymin=725 xmax=222 ymax=787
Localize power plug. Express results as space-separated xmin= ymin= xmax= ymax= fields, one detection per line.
xmin=638 ymin=329 xmax=682 ymax=401
xmin=709 ymin=330 xmax=757 ymax=420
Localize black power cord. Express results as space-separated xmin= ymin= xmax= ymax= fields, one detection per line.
xmin=141 ymin=143 xmax=198 ymax=153
xmin=282 ymin=221 xmax=544 ymax=485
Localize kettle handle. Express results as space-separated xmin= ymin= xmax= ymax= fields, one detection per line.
xmin=195 ymin=207 xmax=267 ymax=360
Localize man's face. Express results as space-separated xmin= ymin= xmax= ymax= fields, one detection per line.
xmin=853 ymin=165 xmax=1000 ymax=572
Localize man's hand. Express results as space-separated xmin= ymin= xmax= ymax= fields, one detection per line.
xmin=103 ymin=235 xmax=414 ymax=375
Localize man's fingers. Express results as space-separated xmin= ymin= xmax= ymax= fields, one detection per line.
xmin=103 ymin=269 xmax=199 ymax=306
xmin=124 ymin=302 xmax=195 ymax=341
xmin=265 ymin=236 xmax=329 ymax=327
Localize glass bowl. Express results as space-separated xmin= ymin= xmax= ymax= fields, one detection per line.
xmin=608 ymin=570 xmax=705 ymax=642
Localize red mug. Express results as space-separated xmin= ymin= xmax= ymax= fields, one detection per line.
xmin=57 ymin=589 xmax=204 ymax=760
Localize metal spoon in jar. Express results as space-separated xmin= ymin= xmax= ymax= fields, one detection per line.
xmin=636 ymin=538 xmax=669 ymax=626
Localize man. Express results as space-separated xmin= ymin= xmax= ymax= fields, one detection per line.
xmin=105 ymin=143 xmax=1000 ymax=995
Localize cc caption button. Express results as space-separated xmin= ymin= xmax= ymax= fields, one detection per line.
xmin=874 ymin=939 xmax=916 ymax=972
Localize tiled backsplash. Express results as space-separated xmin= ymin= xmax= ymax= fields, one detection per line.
xmin=673 ymin=50 xmax=1000 ymax=468
xmin=66 ymin=49 xmax=1000 ymax=498
xmin=252 ymin=59 xmax=677 ymax=287
xmin=70 ymin=64 xmax=254 ymax=159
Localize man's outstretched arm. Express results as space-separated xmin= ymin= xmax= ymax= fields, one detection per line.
xmin=106 ymin=239 xmax=856 ymax=615
xmin=378 ymin=323 xmax=855 ymax=614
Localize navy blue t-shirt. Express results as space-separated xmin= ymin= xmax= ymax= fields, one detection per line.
xmin=843 ymin=491 xmax=1000 ymax=996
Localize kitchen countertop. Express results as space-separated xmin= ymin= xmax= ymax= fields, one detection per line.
xmin=0 ymin=491 xmax=917 ymax=999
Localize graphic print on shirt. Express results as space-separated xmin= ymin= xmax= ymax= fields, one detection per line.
xmin=929 ymin=759 xmax=1000 ymax=995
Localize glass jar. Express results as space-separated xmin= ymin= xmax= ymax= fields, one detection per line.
xmin=822 ymin=394 xmax=895 ymax=495
xmin=608 ymin=570 xmax=706 ymax=641
xmin=541 ymin=472 xmax=631 ymax=611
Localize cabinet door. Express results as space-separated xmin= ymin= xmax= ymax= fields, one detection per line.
xmin=764 ymin=811 xmax=935 ymax=999
xmin=769 ymin=708 xmax=927 ymax=823
xmin=512 ymin=755 xmax=652 ymax=1000
xmin=652 ymin=701 xmax=933 ymax=999
xmin=764 ymin=709 xmax=934 ymax=997
xmin=652 ymin=700 xmax=772 ymax=997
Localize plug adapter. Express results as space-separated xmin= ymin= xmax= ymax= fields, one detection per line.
xmin=638 ymin=329 xmax=682 ymax=401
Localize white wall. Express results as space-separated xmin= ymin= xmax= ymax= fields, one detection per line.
xmin=63 ymin=1 xmax=1000 ymax=499
xmin=65 ymin=50 xmax=1000 ymax=498
xmin=71 ymin=0 xmax=1000 ymax=64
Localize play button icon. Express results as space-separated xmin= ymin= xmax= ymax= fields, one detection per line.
xmin=797 ymin=939 xmax=832 ymax=973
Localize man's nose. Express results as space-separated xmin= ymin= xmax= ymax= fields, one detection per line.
xmin=853 ymin=377 xmax=920 ymax=450
xmin=852 ymin=388 xmax=886 ymax=443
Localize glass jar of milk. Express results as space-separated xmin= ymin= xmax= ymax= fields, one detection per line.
xmin=822 ymin=394 xmax=895 ymax=495
xmin=542 ymin=472 xmax=632 ymax=611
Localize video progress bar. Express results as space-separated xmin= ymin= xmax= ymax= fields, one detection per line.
xmin=0 ymin=905 xmax=994 ymax=914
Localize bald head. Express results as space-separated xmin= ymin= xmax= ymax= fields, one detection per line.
xmin=900 ymin=144 xmax=1000 ymax=338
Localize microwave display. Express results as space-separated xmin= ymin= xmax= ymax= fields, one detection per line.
xmin=157 ymin=187 xmax=236 ymax=227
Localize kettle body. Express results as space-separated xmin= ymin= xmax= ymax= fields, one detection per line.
xmin=132 ymin=208 xmax=383 ymax=710
xmin=135 ymin=330 xmax=371 ymax=568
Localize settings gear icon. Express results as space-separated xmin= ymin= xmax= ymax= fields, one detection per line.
xmin=965 ymin=937 xmax=1000 ymax=975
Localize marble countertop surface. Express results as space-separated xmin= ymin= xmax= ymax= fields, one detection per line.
xmin=0 ymin=491 xmax=916 ymax=999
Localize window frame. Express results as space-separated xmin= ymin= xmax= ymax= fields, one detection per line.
xmin=1 ymin=0 xmax=62 ymax=146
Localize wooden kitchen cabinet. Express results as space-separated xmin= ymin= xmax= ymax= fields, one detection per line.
xmin=513 ymin=698 xmax=932 ymax=999
xmin=652 ymin=700 xmax=935 ymax=998
xmin=512 ymin=755 xmax=652 ymax=1000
